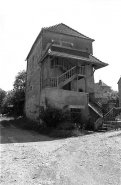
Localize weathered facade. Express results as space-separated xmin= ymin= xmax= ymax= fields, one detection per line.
xmin=25 ymin=23 xmax=108 ymax=127
xmin=118 ymin=77 xmax=121 ymax=107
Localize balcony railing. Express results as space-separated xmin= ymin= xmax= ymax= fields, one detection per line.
xmin=78 ymin=66 xmax=85 ymax=75
xmin=43 ymin=65 xmax=86 ymax=88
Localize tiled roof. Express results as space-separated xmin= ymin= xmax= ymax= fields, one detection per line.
xmin=101 ymin=82 xmax=109 ymax=87
xmin=26 ymin=23 xmax=94 ymax=60
xmin=95 ymin=80 xmax=110 ymax=87
xmin=89 ymin=55 xmax=108 ymax=67
xmin=43 ymin=23 xmax=94 ymax=41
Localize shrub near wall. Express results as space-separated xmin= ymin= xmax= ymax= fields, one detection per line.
xmin=38 ymin=105 xmax=70 ymax=128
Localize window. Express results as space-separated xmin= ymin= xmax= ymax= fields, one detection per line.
xmin=51 ymin=40 xmax=60 ymax=45
xmin=32 ymin=55 xmax=34 ymax=62
xmin=79 ymin=88 xmax=83 ymax=92
xmin=50 ymin=58 xmax=58 ymax=68
xmin=86 ymin=47 xmax=88 ymax=52
xmin=50 ymin=58 xmax=54 ymax=68
xmin=30 ymin=85 xmax=33 ymax=91
xmin=61 ymin=41 xmax=73 ymax=48
xmin=70 ymin=108 xmax=81 ymax=124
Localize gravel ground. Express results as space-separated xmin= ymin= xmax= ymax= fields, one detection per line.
xmin=0 ymin=122 xmax=121 ymax=185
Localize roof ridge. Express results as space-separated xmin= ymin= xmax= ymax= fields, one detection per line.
xmin=42 ymin=23 xmax=61 ymax=30
xmin=97 ymin=79 xmax=110 ymax=87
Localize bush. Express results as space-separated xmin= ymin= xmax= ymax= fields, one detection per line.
xmin=38 ymin=105 xmax=70 ymax=128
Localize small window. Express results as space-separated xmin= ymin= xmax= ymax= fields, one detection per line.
xmin=32 ymin=55 xmax=34 ymax=62
xmin=50 ymin=58 xmax=59 ymax=68
xmin=71 ymin=108 xmax=81 ymax=113
xmin=79 ymin=88 xmax=83 ymax=92
xmin=61 ymin=41 xmax=73 ymax=48
xmin=86 ymin=47 xmax=88 ymax=52
xmin=51 ymin=58 xmax=54 ymax=68
xmin=51 ymin=40 xmax=60 ymax=45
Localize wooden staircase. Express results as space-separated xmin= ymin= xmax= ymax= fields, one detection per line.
xmin=88 ymin=97 xmax=104 ymax=130
xmin=88 ymin=97 xmax=103 ymax=117
xmin=102 ymin=107 xmax=121 ymax=130
xmin=46 ymin=58 xmax=86 ymax=88
xmin=95 ymin=108 xmax=115 ymax=131
xmin=94 ymin=106 xmax=121 ymax=131
xmin=58 ymin=66 xmax=77 ymax=88
xmin=49 ymin=66 xmax=79 ymax=88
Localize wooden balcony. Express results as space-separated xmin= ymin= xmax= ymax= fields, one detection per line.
xmin=42 ymin=65 xmax=86 ymax=89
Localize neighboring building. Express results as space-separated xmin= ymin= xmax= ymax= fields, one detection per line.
xmin=25 ymin=23 xmax=108 ymax=127
xmin=118 ymin=77 xmax=121 ymax=107
xmin=94 ymin=80 xmax=112 ymax=103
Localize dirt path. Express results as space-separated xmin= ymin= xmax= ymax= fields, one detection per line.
xmin=0 ymin=121 xmax=121 ymax=185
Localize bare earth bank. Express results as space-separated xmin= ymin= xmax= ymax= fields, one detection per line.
xmin=0 ymin=124 xmax=121 ymax=185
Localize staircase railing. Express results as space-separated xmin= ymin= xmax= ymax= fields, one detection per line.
xmin=49 ymin=77 xmax=58 ymax=87
xmin=58 ymin=66 xmax=77 ymax=85
xmin=45 ymin=64 xmax=86 ymax=88
xmin=94 ymin=117 xmax=104 ymax=131
xmin=88 ymin=103 xmax=103 ymax=117
xmin=89 ymin=96 xmax=103 ymax=117
xmin=89 ymin=96 xmax=102 ymax=108
xmin=47 ymin=66 xmax=77 ymax=87
xmin=91 ymin=100 xmax=121 ymax=131
xmin=94 ymin=107 xmax=117 ymax=130
xmin=89 ymin=96 xmax=104 ymax=130
xmin=103 ymin=107 xmax=115 ymax=122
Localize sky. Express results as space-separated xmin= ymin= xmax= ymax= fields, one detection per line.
xmin=0 ymin=0 xmax=121 ymax=91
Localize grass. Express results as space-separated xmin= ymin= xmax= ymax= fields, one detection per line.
xmin=0 ymin=115 xmax=93 ymax=139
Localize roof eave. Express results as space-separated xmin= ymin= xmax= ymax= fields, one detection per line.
xmin=117 ymin=77 xmax=121 ymax=84
xmin=39 ymin=53 xmax=109 ymax=69
xmin=94 ymin=63 xmax=108 ymax=70
xmin=39 ymin=46 xmax=109 ymax=68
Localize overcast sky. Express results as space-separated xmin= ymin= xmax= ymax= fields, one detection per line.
xmin=0 ymin=0 xmax=121 ymax=91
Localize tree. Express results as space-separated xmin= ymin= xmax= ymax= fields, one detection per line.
xmin=0 ymin=89 xmax=6 ymax=113
xmin=103 ymin=90 xmax=119 ymax=106
xmin=1 ymin=90 xmax=14 ymax=114
xmin=13 ymin=70 xmax=26 ymax=115
xmin=1 ymin=70 xmax=26 ymax=115
xmin=13 ymin=70 xmax=26 ymax=91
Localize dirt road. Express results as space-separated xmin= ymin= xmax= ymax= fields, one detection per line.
xmin=0 ymin=120 xmax=121 ymax=185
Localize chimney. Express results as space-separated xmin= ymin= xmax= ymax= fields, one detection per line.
xmin=99 ymin=80 xmax=102 ymax=85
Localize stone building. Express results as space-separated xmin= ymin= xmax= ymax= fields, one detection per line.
xmin=94 ymin=80 xmax=112 ymax=103
xmin=25 ymin=23 xmax=108 ymax=127
xmin=118 ymin=77 xmax=121 ymax=107
xmin=95 ymin=80 xmax=111 ymax=94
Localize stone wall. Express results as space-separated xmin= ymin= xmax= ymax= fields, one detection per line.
xmin=85 ymin=65 xmax=95 ymax=93
xmin=118 ymin=78 xmax=121 ymax=107
xmin=40 ymin=88 xmax=89 ymax=124
xmin=25 ymin=37 xmax=42 ymax=121
xmin=25 ymin=30 xmax=94 ymax=122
